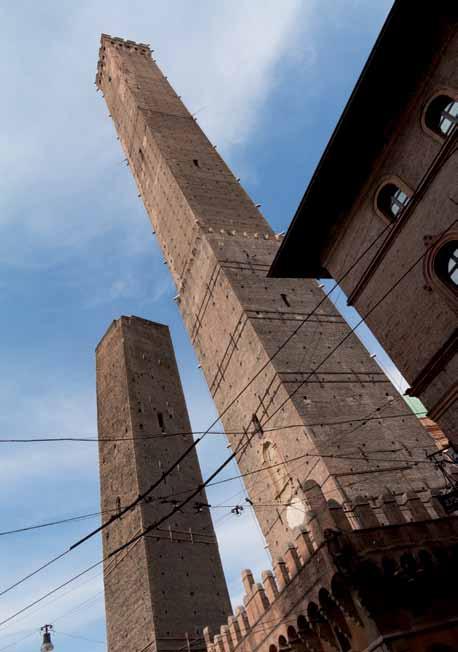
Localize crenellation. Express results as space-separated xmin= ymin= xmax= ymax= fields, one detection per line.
xmin=403 ymin=489 xmax=432 ymax=521
xmin=203 ymin=626 xmax=214 ymax=652
xmin=283 ymin=543 xmax=302 ymax=577
xmin=261 ymin=570 xmax=279 ymax=604
xmin=430 ymin=488 xmax=448 ymax=518
xmin=213 ymin=633 xmax=225 ymax=652
xmin=227 ymin=615 xmax=242 ymax=648
xmin=241 ymin=569 xmax=255 ymax=594
xmin=243 ymin=583 xmax=270 ymax=625
xmin=351 ymin=496 xmax=380 ymax=529
xmin=234 ymin=607 xmax=250 ymax=639
xmin=220 ymin=625 xmax=234 ymax=652
xmin=305 ymin=510 xmax=329 ymax=549
xmin=380 ymin=493 xmax=406 ymax=525
xmin=273 ymin=557 xmax=290 ymax=591
xmin=221 ymin=515 xmax=458 ymax=652
xmin=294 ymin=527 xmax=314 ymax=563
xmin=327 ymin=499 xmax=352 ymax=531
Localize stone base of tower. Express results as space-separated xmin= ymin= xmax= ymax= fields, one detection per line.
xmin=205 ymin=485 xmax=458 ymax=652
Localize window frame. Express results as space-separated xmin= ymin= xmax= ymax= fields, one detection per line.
xmin=422 ymin=89 xmax=458 ymax=144
xmin=374 ymin=177 xmax=413 ymax=224
xmin=423 ymin=230 xmax=458 ymax=312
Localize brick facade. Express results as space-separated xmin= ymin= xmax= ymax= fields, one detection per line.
xmin=206 ymin=490 xmax=458 ymax=652
xmin=96 ymin=316 xmax=231 ymax=652
xmin=269 ymin=5 xmax=458 ymax=446
xmin=321 ymin=27 xmax=458 ymax=442
xmin=95 ymin=35 xmax=446 ymax=561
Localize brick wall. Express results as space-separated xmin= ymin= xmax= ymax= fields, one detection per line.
xmin=319 ymin=30 xmax=458 ymax=443
xmin=96 ymin=36 xmax=444 ymax=560
xmin=96 ymin=316 xmax=231 ymax=652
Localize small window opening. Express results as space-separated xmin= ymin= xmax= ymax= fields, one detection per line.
xmin=193 ymin=159 xmax=200 ymax=168
xmin=425 ymin=95 xmax=458 ymax=137
xmin=157 ymin=411 xmax=165 ymax=432
xmin=434 ymin=240 xmax=458 ymax=290
xmin=377 ymin=183 xmax=410 ymax=220
xmin=280 ymin=293 xmax=290 ymax=307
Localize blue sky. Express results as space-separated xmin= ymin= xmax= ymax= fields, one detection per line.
xmin=0 ymin=1 xmax=402 ymax=650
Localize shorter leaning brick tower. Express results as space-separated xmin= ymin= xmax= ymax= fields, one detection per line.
xmin=96 ymin=316 xmax=231 ymax=652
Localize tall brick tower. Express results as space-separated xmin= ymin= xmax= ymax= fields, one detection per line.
xmin=95 ymin=36 xmax=444 ymax=559
xmin=96 ymin=316 xmax=231 ymax=652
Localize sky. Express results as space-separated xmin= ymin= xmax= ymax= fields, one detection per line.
xmin=0 ymin=1 xmax=404 ymax=650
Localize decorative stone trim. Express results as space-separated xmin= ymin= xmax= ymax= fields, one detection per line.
xmin=422 ymin=229 xmax=458 ymax=312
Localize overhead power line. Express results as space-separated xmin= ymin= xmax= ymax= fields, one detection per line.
xmin=0 ymin=510 xmax=111 ymax=537
xmin=0 ymin=219 xmax=412 ymax=628
xmin=0 ymin=409 xmax=429 ymax=444
xmin=69 ymin=438 xmax=200 ymax=552
xmin=0 ymin=222 xmax=452 ymax=632
xmin=0 ymin=442 xmax=444 ymax=630
xmin=0 ymin=221 xmax=398 ymax=618
xmin=0 ymin=559 xmax=105 ymax=631
xmin=54 ymin=629 xmax=105 ymax=645
xmin=105 ymin=221 xmax=456 ymax=562
xmin=258 ymin=219 xmax=457 ymax=439
xmin=0 ymin=433 xmax=444 ymax=541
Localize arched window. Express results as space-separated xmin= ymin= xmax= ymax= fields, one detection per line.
xmin=434 ymin=240 xmax=458 ymax=292
xmin=423 ymin=232 xmax=458 ymax=309
xmin=376 ymin=183 xmax=411 ymax=221
xmin=425 ymin=95 xmax=458 ymax=137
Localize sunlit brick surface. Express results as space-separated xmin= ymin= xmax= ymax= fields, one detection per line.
xmin=96 ymin=316 xmax=231 ymax=652
xmin=96 ymin=35 xmax=443 ymax=560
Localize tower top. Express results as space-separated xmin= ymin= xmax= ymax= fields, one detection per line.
xmin=95 ymin=315 xmax=168 ymax=352
xmin=96 ymin=34 xmax=151 ymax=88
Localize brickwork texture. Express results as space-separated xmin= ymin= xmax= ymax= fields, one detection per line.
xmin=96 ymin=35 xmax=444 ymax=561
xmin=96 ymin=316 xmax=231 ymax=652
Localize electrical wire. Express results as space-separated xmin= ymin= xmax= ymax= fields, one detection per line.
xmin=0 ymin=443 xmax=446 ymax=632
xmin=69 ymin=437 xmax=200 ymax=552
xmin=0 ymin=214 xmax=397 ymax=615
xmin=0 ymin=429 xmax=224 ymax=443
xmin=54 ymin=629 xmax=105 ymax=644
xmin=0 ymin=510 xmax=112 ymax=537
xmin=0 ymin=221 xmax=422 ymax=626
xmin=0 ymin=408 xmax=425 ymax=444
xmin=107 ymin=431 xmax=255 ymax=559
xmin=0 ymin=441 xmax=194 ymax=599
xmin=0 ymin=221 xmax=407 ymax=624
xmin=0 ymin=224 xmax=453 ymax=632
xmin=259 ymin=218 xmax=457 ymax=431
xmin=0 ymin=433 xmax=444 ymax=600
xmin=0 ymin=630 xmax=37 ymax=652
xmin=0 ymin=550 xmax=69 ymax=599
xmin=0 ymin=559 xmax=104 ymax=630
xmin=0 ymin=408 xmax=429 ymax=444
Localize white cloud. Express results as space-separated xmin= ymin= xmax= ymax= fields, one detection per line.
xmin=0 ymin=0 xmax=315 ymax=261
xmin=0 ymin=565 xmax=105 ymax=643
xmin=0 ymin=382 xmax=97 ymax=488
